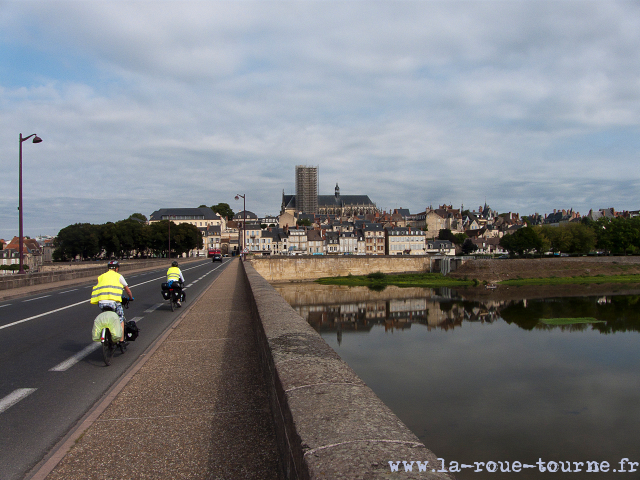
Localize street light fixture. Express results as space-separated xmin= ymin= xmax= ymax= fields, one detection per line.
xmin=18 ymin=133 xmax=42 ymax=274
xmin=235 ymin=194 xmax=246 ymax=255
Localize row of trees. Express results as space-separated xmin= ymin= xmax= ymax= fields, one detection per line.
xmin=499 ymin=217 xmax=640 ymax=256
xmin=53 ymin=214 xmax=203 ymax=261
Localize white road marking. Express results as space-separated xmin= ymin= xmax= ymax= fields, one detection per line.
xmin=144 ymin=303 xmax=164 ymax=313
xmin=50 ymin=317 xmax=144 ymax=372
xmin=1 ymin=260 xmax=217 ymax=331
xmin=49 ymin=344 xmax=100 ymax=372
xmin=0 ymin=300 xmax=89 ymax=331
xmin=58 ymin=289 xmax=78 ymax=294
xmin=0 ymin=388 xmax=37 ymax=414
xmin=22 ymin=295 xmax=51 ymax=302
xmin=0 ymin=304 xmax=10 ymax=308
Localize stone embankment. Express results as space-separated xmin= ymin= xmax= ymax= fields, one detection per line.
xmin=250 ymin=255 xmax=438 ymax=282
xmin=448 ymin=256 xmax=640 ymax=283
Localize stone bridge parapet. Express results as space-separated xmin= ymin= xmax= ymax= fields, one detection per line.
xmin=242 ymin=260 xmax=454 ymax=479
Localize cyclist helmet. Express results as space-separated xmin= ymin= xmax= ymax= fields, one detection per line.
xmin=171 ymin=260 xmax=178 ymax=267
xmin=108 ymin=260 xmax=119 ymax=269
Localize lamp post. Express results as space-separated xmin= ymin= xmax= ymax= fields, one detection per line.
xmin=18 ymin=133 xmax=42 ymax=274
xmin=235 ymin=194 xmax=246 ymax=256
xmin=167 ymin=214 xmax=173 ymax=259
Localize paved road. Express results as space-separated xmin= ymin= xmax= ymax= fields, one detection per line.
xmin=0 ymin=258 xmax=230 ymax=480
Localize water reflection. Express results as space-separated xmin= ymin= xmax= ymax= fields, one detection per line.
xmin=274 ymin=283 xmax=640 ymax=341
xmin=273 ymin=282 xmax=640 ymax=480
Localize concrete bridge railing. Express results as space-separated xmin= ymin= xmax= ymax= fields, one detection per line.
xmin=242 ymin=260 xmax=454 ymax=479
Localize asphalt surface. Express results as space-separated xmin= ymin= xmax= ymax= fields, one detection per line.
xmin=16 ymin=258 xmax=283 ymax=480
xmin=0 ymin=258 xmax=265 ymax=480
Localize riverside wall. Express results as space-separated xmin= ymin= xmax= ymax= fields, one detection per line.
xmin=249 ymin=255 xmax=466 ymax=282
xmin=242 ymin=260 xmax=453 ymax=479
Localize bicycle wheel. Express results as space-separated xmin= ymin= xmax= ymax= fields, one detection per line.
xmin=102 ymin=329 xmax=115 ymax=366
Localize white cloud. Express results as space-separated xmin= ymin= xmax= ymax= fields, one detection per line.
xmin=1 ymin=0 xmax=640 ymax=237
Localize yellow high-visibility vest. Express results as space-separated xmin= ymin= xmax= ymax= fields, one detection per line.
xmin=90 ymin=270 xmax=124 ymax=304
xmin=167 ymin=266 xmax=181 ymax=283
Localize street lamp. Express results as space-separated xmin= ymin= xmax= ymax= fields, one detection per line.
xmin=235 ymin=194 xmax=246 ymax=255
xmin=18 ymin=133 xmax=42 ymax=274
xmin=167 ymin=214 xmax=173 ymax=259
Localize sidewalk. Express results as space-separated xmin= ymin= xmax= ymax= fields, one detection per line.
xmin=37 ymin=258 xmax=284 ymax=479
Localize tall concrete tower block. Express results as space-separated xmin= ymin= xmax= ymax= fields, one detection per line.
xmin=295 ymin=165 xmax=318 ymax=214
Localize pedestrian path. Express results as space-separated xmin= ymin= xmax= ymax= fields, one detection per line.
xmin=40 ymin=259 xmax=283 ymax=479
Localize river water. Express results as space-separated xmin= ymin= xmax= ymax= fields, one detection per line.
xmin=273 ymin=283 xmax=640 ymax=479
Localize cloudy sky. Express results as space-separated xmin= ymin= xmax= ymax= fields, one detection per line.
xmin=1 ymin=0 xmax=639 ymax=238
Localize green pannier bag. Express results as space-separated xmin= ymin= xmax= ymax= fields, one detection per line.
xmin=92 ymin=311 xmax=123 ymax=342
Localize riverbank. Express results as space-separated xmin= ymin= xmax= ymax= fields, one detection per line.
xmin=448 ymin=256 xmax=640 ymax=283
xmin=314 ymin=257 xmax=640 ymax=302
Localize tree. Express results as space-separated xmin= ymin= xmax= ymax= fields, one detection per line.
xmin=297 ymin=218 xmax=312 ymax=227
xmin=566 ymin=223 xmax=596 ymax=254
xmin=129 ymin=213 xmax=147 ymax=222
xmin=593 ymin=217 xmax=640 ymax=254
xmin=148 ymin=220 xmax=172 ymax=257
xmin=171 ymin=223 xmax=203 ymax=256
xmin=437 ymin=229 xmax=457 ymax=243
xmin=454 ymin=232 xmax=468 ymax=245
xmin=461 ymin=238 xmax=478 ymax=255
xmin=499 ymin=227 xmax=544 ymax=256
xmin=53 ymin=223 xmax=100 ymax=261
xmin=115 ymin=219 xmax=148 ymax=257
xmin=210 ymin=203 xmax=234 ymax=220
xmin=99 ymin=222 xmax=121 ymax=259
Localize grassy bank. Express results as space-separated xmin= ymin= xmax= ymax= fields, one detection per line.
xmin=539 ymin=318 xmax=605 ymax=325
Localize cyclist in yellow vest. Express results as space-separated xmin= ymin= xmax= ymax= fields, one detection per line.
xmin=166 ymin=260 xmax=185 ymax=307
xmin=91 ymin=260 xmax=133 ymax=341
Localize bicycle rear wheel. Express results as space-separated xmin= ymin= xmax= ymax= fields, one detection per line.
xmin=102 ymin=329 xmax=116 ymax=366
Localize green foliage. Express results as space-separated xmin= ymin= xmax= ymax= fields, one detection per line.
xmin=53 ymin=214 xmax=203 ymax=260
xmin=499 ymin=226 xmax=544 ymax=256
xmin=128 ymin=212 xmax=147 ymax=222
xmin=366 ymin=271 xmax=386 ymax=280
xmin=538 ymin=223 xmax=595 ymax=255
xmin=297 ymin=218 xmax=312 ymax=227
xmin=437 ymin=228 xmax=457 ymax=242
xmin=53 ymin=223 xmax=100 ymax=261
xmin=454 ymin=232 xmax=468 ymax=245
xmin=210 ymin=203 xmax=234 ymax=220
xmin=0 ymin=264 xmax=29 ymax=271
xmin=461 ymin=238 xmax=478 ymax=255
xmin=539 ymin=317 xmax=604 ymax=325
